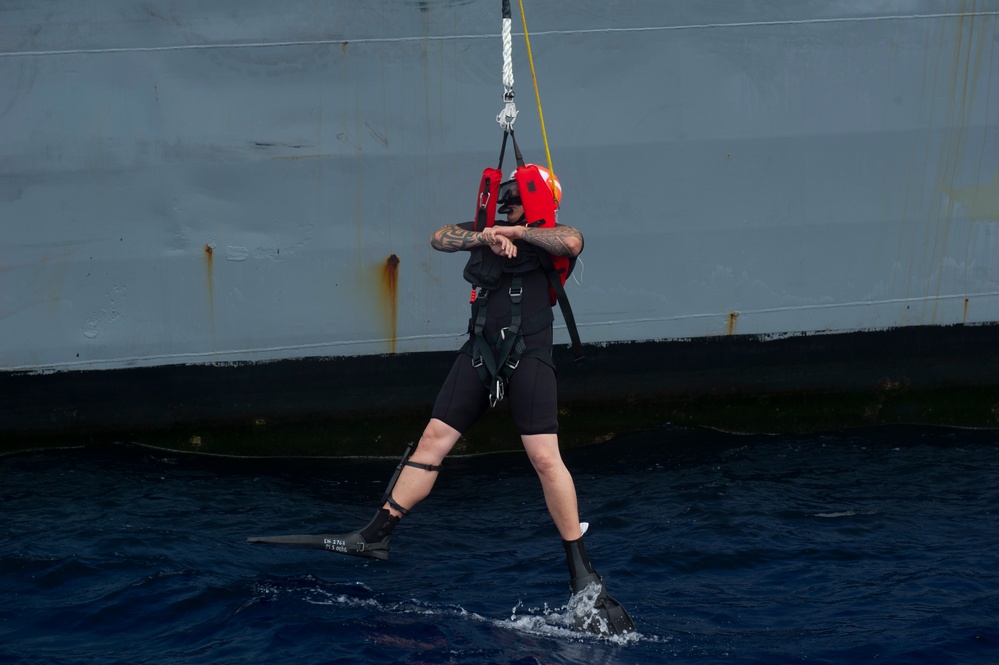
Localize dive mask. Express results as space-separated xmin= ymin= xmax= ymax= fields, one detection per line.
xmin=496 ymin=179 xmax=522 ymax=214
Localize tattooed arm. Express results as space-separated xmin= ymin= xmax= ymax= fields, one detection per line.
xmin=430 ymin=224 xmax=489 ymax=252
xmin=489 ymin=223 xmax=584 ymax=258
xmin=431 ymin=224 xmax=518 ymax=258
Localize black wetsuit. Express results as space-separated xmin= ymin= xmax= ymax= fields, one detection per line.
xmin=431 ymin=221 xmax=574 ymax=435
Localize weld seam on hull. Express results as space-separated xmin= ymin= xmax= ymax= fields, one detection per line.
xmin=1 ymin=333 xmax=472 ymax=374
xmin=584 ymin=291 xmax=999 ymax=329
xmin=5 ymin=10 xmax=997 ymax=59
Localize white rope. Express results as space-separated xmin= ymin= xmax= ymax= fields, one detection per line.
xmin=496 ymin=17 xmax=518 ymax=130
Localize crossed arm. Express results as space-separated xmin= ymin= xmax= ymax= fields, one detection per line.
xmin=430 ymin=224 xmax=583 ymax=259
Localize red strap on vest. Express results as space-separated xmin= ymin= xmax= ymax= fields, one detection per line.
xmin=474 ymin=167 xmax=503 ymax=232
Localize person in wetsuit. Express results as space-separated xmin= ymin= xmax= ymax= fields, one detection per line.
xmin=250 ymin=173 xmax=635 ymax=635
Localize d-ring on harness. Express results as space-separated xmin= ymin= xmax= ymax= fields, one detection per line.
xmin=382 ymin=440 xmax=442 ymax=516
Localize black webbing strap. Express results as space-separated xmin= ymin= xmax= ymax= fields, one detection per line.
xmin=470 ymin=275 xmax=524 ymax=406
xmin=386 ymin=496 xmax=411 ymax=516
xmin=380 ymin=441 xmax=414 ymax=508
xmin=498 ymin=130 xmax=510 ymax=170
xmin=537 ymin=251 xmax=584 ymax=364
xmin=491 ymin=277 xmax=525 ymax=401
xmin=469 ymin=290 xmax=496 ymax=387
xmin=404 ymin=460 xmax=442 ymax=473
xmin=385 ymin=458 xmax=442 ymax=517
xmin=381 ymin=441 xmax=442 ymax=517
xmin=510 ymin=130 xmax=526 ymax=169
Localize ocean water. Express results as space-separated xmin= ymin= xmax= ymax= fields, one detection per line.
xmin=1 ymin=424 xmax=997 ymax=664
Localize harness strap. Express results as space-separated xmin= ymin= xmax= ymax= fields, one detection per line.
xmin=537 ymin=251 xmax=584 ymax=364
xmin=469 ymin=290 xmax=499 ymax=398
xmin=469 ymin=275 xmax=527 ymax=407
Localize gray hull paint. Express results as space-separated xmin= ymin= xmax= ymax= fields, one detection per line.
xmin=3 ymin=4 xmax=998 ymax=377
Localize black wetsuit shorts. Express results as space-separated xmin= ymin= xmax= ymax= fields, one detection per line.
xmin=431 ymin=354 xmax=558 ymax=435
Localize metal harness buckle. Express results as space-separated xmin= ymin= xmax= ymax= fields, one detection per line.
xmin=489 ymin=378 xmax=505 ymax=407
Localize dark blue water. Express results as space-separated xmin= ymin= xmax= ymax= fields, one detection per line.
xmin=2 ymin=425 xmax=997 ymax=664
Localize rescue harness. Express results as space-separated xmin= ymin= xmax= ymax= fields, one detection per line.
xmin=463 ymin=130 xmax=583 ymax=407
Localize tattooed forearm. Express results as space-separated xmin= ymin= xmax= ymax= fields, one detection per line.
xmin=430 ymin=225 xmax=486 ymax=252
xmin=521 ymin=225 xmax=584 ymax=257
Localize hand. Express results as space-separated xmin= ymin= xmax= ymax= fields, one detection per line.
xmin=485 ymin=225 xmax=522 ymax=257
xmin=480 ymin=228 xmax=517 ymax=258
xmin=488 ymin=225 xmax=525 ymax=241
xmin=487 ymin=233 xmax=517 ymax=258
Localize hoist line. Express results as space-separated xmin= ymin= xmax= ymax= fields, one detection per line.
xmin=496 ymin=0 xmax=517 ymax=131
xmin=516 ymin=0 xmax=557 ymax=202
xmin=501 ymin=0 xmax=514 ymax=98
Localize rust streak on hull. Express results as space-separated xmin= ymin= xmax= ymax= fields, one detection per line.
xmin=381 ymin=254 xmax=400 ymax=354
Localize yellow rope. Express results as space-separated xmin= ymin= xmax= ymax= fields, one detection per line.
xmin=517 ymin=0 xmax=557 ymax=199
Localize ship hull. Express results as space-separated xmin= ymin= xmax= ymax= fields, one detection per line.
xmin=2 ymin=1 xmax=998 ymax=453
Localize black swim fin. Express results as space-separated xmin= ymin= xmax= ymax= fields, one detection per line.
xmin=569 ymin=572 xmax=637 ymax=636
xmin=246 ymin=531 xmax=391 ymax=560
xmin=563 ymin=536 xmax=636 ymax=636
xmin=248 ymin=509 xmax=399 ymax=561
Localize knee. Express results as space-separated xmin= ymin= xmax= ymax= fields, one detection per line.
xmin=415 ymin=419 xmax=459 ymax=462
xmin=523 ymin=434 xmax=567 ymax=478
xmin=527 ymin=448 xmax=565 ymax=479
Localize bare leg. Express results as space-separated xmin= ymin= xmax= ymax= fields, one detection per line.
xmin=383 ymin=418 xmax=461 ymax=517
xmin=522 ymin=433 xmax=584 ymax=541
xmin=522 ymin=434 xmax=636 ymax=635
